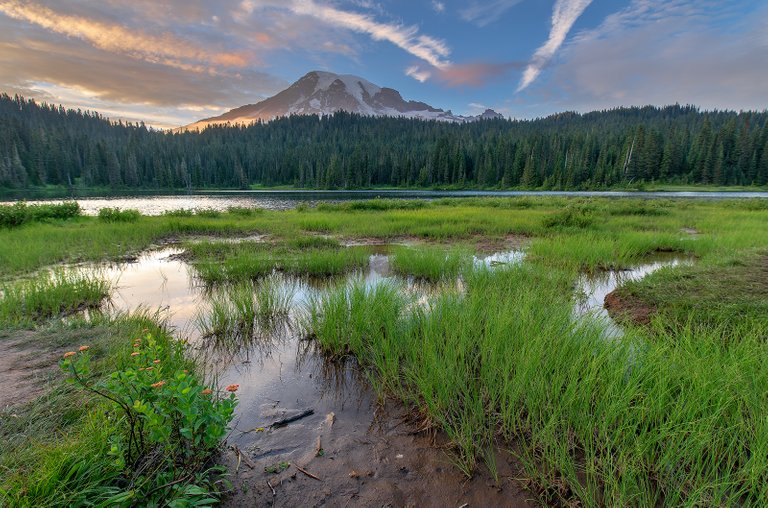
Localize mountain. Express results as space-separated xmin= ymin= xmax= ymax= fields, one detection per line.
xmin=180 ymin=71 xmax=503 ymax=131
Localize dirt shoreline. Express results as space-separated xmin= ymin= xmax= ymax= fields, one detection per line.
xmin=221 ymin=399 xmax=535 ymax=507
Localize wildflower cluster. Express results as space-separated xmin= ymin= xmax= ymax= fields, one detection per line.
xmin=59 ymin=331 xmax=238 ymax=501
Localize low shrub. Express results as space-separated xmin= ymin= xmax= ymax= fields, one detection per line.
xmin=98 ymin=207 xmax=141 ymax=223
xmin=0 ymin=201 xmax=81 ymax=228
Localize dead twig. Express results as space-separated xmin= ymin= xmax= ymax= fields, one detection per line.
xmin=267 ymin=479 xmax=276 ymax=496
xmin=294 ymin=464 xmax=322 ymax=481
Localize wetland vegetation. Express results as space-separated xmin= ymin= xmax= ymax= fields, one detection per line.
xmin=1 ymin=196 xmax=768 ymax=506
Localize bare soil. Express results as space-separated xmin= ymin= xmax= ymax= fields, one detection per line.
xmin=0 ymin=332 xmax=62 ymax=408
xmin=604 ymin=291 xmax=657 ymax=326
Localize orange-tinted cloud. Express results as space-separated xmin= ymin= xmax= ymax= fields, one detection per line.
xmin=435 ymin=61 xmax=520 ymax=87
xmin=0 ymin=0 xmax=250 ymax=72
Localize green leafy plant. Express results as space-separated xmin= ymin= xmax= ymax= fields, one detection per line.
xmin=59 ymin=332 xmax=238 ymax=503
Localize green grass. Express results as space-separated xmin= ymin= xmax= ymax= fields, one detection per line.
xmin=4 ymin=197 xmax=765 ymax=278
xmin=611 ymin=250 xmax=768 ymax=333
xmin=196 ymin=275 xmax=295 ymax=340
xmin=390 ymin=245 xmax=472 ymax=281
xmin=187 ymin=239 xmax=371 ymax=284
xmin=0 ymin=271 xmax=110 ymax=326
xmin=306 ymin=265 xmax=768 ymax=505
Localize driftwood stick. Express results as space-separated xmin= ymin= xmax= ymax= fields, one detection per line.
xmin=270 ymin=408 xmax=314 ymax=428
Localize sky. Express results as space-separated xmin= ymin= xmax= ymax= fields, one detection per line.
xmin=0 ymin=0 xmax=766 ymax=129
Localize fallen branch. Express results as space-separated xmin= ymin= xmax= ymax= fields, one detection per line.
xmin=270 ymin=408 xmax=314 ymax=428
xmin=294 ymin=464 xmax=322 ymax=481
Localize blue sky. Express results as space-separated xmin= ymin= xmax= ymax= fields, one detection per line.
xmin=0 ymin=0 xmax=766 ymax=128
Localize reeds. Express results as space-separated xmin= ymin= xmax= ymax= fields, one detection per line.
xmin=0 ymin=271 xmax=110 ymax=325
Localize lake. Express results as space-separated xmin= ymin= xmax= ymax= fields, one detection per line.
xmin=2 ymin=189 xmax=768 ymax=215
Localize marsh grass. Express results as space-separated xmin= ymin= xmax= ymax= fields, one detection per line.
xmin=614 ymin=250 xmax=768 ymax=332
xmin=0 ymin=271 xmax=110 ymax=326
xmin=306 ymin=264 xmax=768 ymax=505
xmin=188 ymin=239 xmax=371 ymax=284
xmin=390 ymin=245 xmax=472 ymax=281
xmin=196 ymin=275 xmax=296 ymax=341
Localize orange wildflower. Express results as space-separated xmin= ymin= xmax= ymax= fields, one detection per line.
xmin=78 ymin=345 xmax=89 ymax=352
xmin=130 ymin=352 xmax=140 ymax=357
xmin=151 ymin=380 xmax=166 ymax=389
xmin=138 ymin=367 xmax=154 ymax=372
xmin=63 ymin=351 xmax=76 ymax=359
xmin=201 ymin=388 xmax=213 ymax=395
xmin=153 ymin=359 xmax=161 ymax=364
xmin=225 ymin=384 xmax=239 ymax=392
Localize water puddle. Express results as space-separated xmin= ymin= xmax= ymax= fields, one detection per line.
xmin=574 ymin=255 xmax=693 ymax=336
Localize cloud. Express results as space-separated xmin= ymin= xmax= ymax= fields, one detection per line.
xmin=517 ymin=0 xmax=592 ymax=92
xmin=289 ymin=0 xmax=451 ymax=68
xmin=460 ymin=0 xmax=524 ymax=27
xmin=437 ymin=61 xmax=520 ymax=87
xmin=432 ymin=1 xmax=445 ymax=14
xmin=406 ymin=65 xmax=431 ymax=82
xmin=0 ymin=0 xmax=250 ymax=72
xmin=524 ymin=0 xmax=768 ymax=115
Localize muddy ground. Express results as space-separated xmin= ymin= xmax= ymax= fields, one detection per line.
xmin=221 ymin=399 xmax=535 ymax=508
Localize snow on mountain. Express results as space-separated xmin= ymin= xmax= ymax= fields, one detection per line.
xmin=179 ymin=71 xmax=504 ymax=131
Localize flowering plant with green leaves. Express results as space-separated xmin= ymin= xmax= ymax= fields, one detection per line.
xmin=60 ymin=331 xmax=237 ymax=503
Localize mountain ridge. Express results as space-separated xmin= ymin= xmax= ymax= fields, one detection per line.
xmin=180 ymin=71 xmax=503 ymax=131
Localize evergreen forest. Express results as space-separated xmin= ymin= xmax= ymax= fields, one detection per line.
xmin=1 ymin=94 xmax=767 ymax=190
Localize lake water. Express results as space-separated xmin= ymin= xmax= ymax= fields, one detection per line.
xmin=3 ymin=189 xmax=768 ymax=215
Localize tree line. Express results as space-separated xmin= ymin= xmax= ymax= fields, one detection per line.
xmin=1 ymin=93 xmax=767 ymax=190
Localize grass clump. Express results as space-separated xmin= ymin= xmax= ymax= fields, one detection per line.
xmin=0 ymin=271 xmax=110 ymax=326
xmin=306 ymin=265 xmax=768 ymax=505
xmin=390 ymin=245 xmax=472 ymax=281
xmin=542 ymin=206 xmax=595 ymax=229
xmin=0 ymin=201 xmax=80 ymax=228
xmin=196 ymin=275 xmax=295 ymax=340
xmin=188 ymin=239 xmax=371 ymax=284
xmin=98 ymin=207 xmax=141 ymax=223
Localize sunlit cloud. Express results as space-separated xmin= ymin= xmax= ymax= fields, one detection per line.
xmin=517 ymin=0 xmax=593 ymax=92
xmin=0 ymin=0 xmax=252 ymax=73
xmin=432 ymin=1 xmax=445 ymax=14
xmin=289 ymin=0 xmax=452 ymax=69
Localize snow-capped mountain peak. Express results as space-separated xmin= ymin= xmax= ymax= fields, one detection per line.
xmin=180 ymin=71 xmax=504 ymax=131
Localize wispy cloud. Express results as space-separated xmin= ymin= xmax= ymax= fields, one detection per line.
xmin=0 ymin=0 xmax=250 ymax=73
xmin=517 ymin=0 xmax=592 ymax=92
xmin=431 ymin=1 xmax=445 ymax=14
xmin=460 ymin=0 xmax=524 ymax=27
xmin=539 ymin=0 xmax=768 ymax=113
xmin=289 ymin=0 xmax=451 ymax=69
xmin=406 ymin=65 xmax=431 ymax=82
